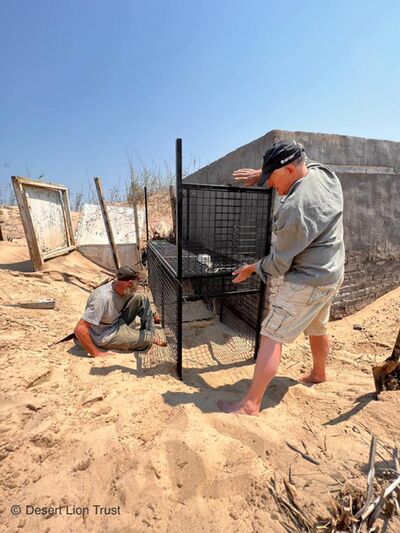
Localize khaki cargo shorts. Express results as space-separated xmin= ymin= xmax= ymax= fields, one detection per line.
xmin=261 ymin=275 xmax=343 ymax=344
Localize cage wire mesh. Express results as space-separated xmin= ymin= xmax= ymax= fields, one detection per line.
xmin=147 ymin=181 xmax=273 ymax=378
xmin=147 ymin=245 xmax=179 ymax=366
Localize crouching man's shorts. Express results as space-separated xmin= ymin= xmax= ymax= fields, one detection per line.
xmin=260 ymin=276 xmax=343 ymax=344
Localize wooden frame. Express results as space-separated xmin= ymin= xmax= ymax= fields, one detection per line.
xmin=11 ymin=176 xmax=76 ymax=271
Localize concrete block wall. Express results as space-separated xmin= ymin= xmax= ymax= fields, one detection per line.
xmin=184 ymin=130 xmax=400 ymax=319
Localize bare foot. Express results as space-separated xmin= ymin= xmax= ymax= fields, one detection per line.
xmin=217 ymin=399 xmax=260 ymax=416
xmin=299 ymin=373 xmax=326 ymax=384
xmin=153 ymin=337 xmax=167 ymax=347
xmin=91 ymin=351 xmax=109 ymax=358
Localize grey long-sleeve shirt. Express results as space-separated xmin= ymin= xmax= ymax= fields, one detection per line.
xmin=255 ymin=161 xmax=345 ymax=287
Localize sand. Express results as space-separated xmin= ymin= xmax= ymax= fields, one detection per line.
xmin=0 ymin=206 xmax=399 ymax=532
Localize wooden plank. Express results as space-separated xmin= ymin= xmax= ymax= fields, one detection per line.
xmin=42 ymin=245 xmax=75 ymax=261
xmin=60 ymin=189 xmax=76 ymax=247
xmin=18 ymin=299 xmax=56 ymax=309
xmin=94 ymin=177 xmax=121 ymax=271
xmin=392 ymin=328 xmax=400 ymax=362
xmin=372 ymin=327 xmax=400 ymax=394
xmin=23 ymin=187 xmax=45 ymax=270
xmin=12 ymin=177 xmax=43 ymax=271
xmin=12 ymin=175 xmax=67 ymax=191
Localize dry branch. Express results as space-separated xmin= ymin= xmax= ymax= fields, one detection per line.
xmin=360 ymin=475 xmax=400 ymax=522
xmin=355 ymin=435 xmax=377 ymax=519
xmin=286 ymin=440 xmax=320 ymax=465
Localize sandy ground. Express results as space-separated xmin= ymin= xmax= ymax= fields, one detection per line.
xmin=0 ymin=206 xmax=399 ymax=532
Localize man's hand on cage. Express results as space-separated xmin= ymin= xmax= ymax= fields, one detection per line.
xmin=232 ymin=263 xmax=256 ymax=283
xmin=232 ymin=168 xmax=262 ymax=187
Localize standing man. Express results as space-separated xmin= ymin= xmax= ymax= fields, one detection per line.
xmin=218 ymin=140 xmax=345 ymax=415
xmin=74 ymin=266 xmax=165 ymax=357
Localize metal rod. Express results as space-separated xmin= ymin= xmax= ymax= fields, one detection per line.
xmin=131 ymin=189 xmax=142 ymax=270
xmin=182 ymin=270 xmax=247 ymax=280
xmin=219 ymin=276 xmax=225 ymax=322
xmin=185 ymin=190 xmax=190 ymax=241
xmin=144 ymin=186 xmax=149 ymax=243
xmin=94 ymin=177 xmax=121 ymax=272
xmin=254 ymin=189 xmax=275 ymax=359
xmin=176 ymin=139 xmax=183 ymax=379
xmin=183 ymin=288 xmax=260 ymax=301
xmin=182 ymin=183 xmax=268 ymax=194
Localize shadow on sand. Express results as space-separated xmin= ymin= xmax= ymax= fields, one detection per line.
xmin=0 ymin=259 xmax=33 ymax=272
xmin=162 ymin=374 xmax=299 ymax=414
xmin=323 ymin=392 xmax=376 ymax=426
xmin=67 ymin=341 xmax=304 ymax=413
xmin=67 ymin=342 xmax=176 ymax=377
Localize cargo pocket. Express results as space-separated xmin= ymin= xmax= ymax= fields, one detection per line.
xmin=263 ymin=306 xmax=293 ymax=334
xmin=308 ymin=286 xmax=333 ymax=305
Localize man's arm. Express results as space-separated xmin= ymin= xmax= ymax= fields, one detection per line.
xmin=256 ymin=207 xmax=318 ymax=282
xmin=232 ymin=168 xmax=262 ymax=187
xmin=232 ymin=263 xmax=257 ymax=283
xmin=233 ymin=207 xmax=319 ymax=284
xmin=74 ymin=319 xmax=107 ymax=358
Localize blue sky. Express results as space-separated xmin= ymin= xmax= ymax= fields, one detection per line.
xmin=0 ymin=0 xmax=399 ymax=201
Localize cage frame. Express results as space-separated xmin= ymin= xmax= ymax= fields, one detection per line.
xmin=147 ymin=139 xmax=274 ymax=379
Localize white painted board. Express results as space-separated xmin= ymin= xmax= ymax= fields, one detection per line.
xmin=25 ymin=187 xmax=68 ymax=253
xmin=75 ymin=204 xmax=145 ymax=246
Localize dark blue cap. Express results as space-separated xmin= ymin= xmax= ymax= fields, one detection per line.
xmin=258 ymin=140 xmax=304 ymax=186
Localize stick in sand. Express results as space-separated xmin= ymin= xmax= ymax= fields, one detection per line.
xmin=285 ymin=441 xmax=320 ymax=466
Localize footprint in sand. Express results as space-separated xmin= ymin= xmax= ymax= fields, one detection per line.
xmin=165 ymin=440 xmax=206 ymax=499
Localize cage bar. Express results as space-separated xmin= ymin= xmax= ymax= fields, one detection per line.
xmin=176 ymin=138 xmax=183 ymax=379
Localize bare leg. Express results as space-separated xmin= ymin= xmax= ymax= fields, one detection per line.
xmin=300 ymin=334 xmax=329 ymax=383
xmin=217 ymin=335 xmax=282 ymax=415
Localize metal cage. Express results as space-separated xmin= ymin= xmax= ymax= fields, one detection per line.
xmin=147 ymin=139 xmax=274 ymax=378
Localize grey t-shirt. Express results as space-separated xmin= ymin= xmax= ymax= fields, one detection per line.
xmin=256 ymin=161 xmax=345 ymax=287
xmin=82 ymin=281 xmax=130 ymax=345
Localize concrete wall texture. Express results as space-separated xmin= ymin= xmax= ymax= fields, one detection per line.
xmin=184 ymin=130 xmax=400 ymax=318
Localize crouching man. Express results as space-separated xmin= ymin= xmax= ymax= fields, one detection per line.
xmin=74 ymin=266 xmax=165 ymax=357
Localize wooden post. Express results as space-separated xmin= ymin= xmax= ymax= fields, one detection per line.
xmin=169 ymin=185 xmax=176 ymax=238
xmin=94 ymin=177 xmax=121 ymax=272
xmin=0 ymin=223 xmax=3 ymax=241
xmin=372 ymin=327 xmax=400 ymax=395
xmin=131 ymin=191 xmax=142 ymax=270
xmin=392 ymin=328 xmax=400 ymax=362
xmin=61 ymin=189 xmax=76 ymax=247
